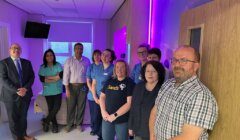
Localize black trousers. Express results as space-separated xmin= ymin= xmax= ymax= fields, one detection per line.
xmin=88 ymin=100 xmax=102 ymax=137
xmin=67 ymin=83 xmax=88 ymax=127
xmin=44 ymin=93 xmax=62 ymax=125
xmin=4 ymin=98 xmax=31 ymax=140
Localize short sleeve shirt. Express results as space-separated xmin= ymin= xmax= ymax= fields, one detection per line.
xmin=130 ymin=63 xmax=142 ymax=84
xmin=154 ymin=76 xmax=218 ymax=140
xmin=101 ymin=77 xmax=135 ymax=124
xmin=38 ymin=62 xmax=63 ymax=96
xmin=92 ymin=64 xmax=114 ymax=96
xmin=86 ymin=63 xmax=102 ymax=100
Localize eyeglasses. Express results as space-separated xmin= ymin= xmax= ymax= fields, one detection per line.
xmin=11 ymin=47 xmax=21 ymax=51
xmin=170 ymin=58 xmax=198 ymax=65
xmin=137 ymin=51 xmax=147 ymax=55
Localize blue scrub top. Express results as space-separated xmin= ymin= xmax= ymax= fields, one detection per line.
xmin=86 ymin=63 xmax=102 ymax=101
xmin=130 ymin=63 xmax=142 ymax=84
xmin=92 ymin=63 xmax=114 ymax=96
xmin=38 ymin=62 xmax=63 ymax=96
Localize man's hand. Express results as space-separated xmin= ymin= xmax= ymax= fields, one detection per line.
xmin=66 ymin=88 xmax=70 ymax=98
xmin=17 ymin=88 xmax=27 ymax=97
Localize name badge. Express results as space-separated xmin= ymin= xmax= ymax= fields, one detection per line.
xmin=138 ymin=75 xmax=142 ymax=80
xmin=104 ymin=73 xmax=108 ymax=75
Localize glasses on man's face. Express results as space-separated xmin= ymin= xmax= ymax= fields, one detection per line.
xmin=137 ymin=51 xmax=147 ymax=55
xmin=11 ymin=47 xmax=21 ymax=51
xmin=170 ymin=58 xmax=197 ymax=65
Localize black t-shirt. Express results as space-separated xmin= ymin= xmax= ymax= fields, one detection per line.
xmin=101 ymin=77 xmax=135 ymax=124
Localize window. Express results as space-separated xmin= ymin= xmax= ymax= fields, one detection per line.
xmin=188 ymin=25 xmax=203 ymax=76
xmin=46 ymin=41 xmax=93 ymax=65
xmin=190 ymin=27 xmax=201 ymax=53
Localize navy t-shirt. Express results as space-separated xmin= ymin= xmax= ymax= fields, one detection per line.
xmin=101 ymin=77 xmax=135 ymax=124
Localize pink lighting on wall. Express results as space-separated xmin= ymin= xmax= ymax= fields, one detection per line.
xmin=113 ymin=26 xmax=127 ymax=61
xmin=148 ymin=0 xmax=153 ymax=46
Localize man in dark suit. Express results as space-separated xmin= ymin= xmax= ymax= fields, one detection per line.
xmin=0 ymin=43 xmax=35 ymax=140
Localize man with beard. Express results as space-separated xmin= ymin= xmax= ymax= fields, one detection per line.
xmin=149 ymin=46 xmax=218 ymax=140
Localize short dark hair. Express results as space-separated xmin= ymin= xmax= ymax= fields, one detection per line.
xmin=74 ymin=42 xmax=83 ymax=49
xmin=148 ymin=48 xmax=162 ymax=59
xmin=92 ymin=49 xmax=101 ymax=62
xmin=141 ymin=61 xmax=165 ymax=85
xmin=105 ymin=49 xmax=116 ymax=63
xmin=138 ymin=43 xmax=150 ymax=51
xmin=43 ymin=49 xmax=57 ymax=67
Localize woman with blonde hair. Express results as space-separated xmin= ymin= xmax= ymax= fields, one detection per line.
xmin=100 ymin=60 xmax=135 ymax=140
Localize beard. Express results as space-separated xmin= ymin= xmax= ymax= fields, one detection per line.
xmin=173 ymin=67 xmax=191 ymax=84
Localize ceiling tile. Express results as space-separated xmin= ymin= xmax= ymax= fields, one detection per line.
xmin=5 ymin=0 xmax=125 ymax=19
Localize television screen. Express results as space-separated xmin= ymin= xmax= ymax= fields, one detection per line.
xmin=24 ymin=21 xmax=50 ymax=39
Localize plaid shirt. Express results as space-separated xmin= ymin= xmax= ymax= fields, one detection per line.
xmin=154 ymin=76 xmax=218 ymax=140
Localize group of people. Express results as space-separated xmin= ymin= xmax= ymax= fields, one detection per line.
xmin=0 ymin=42 xmax=218 ymax=140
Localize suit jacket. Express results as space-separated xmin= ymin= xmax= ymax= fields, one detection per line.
xmin=0 ymin=57 xmax=35 ymax=102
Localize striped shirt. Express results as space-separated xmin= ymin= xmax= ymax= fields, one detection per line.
xmin=154 ymin=76 xmax=218 ymax=140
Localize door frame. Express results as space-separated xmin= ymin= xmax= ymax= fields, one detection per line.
xmin=187 ymin=24 xmax=204 ymax=77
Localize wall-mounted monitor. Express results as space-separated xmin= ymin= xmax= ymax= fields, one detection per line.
xmin=24 ymin=21 xmax=50 ymax=39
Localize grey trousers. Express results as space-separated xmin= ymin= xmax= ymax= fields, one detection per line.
xmin=66 ymin=83 xmax=88 ymax=126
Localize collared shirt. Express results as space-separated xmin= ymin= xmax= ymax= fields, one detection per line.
xmin=11 ymin=57 xmax=22 ymax=72
xmin=92 ymin=63 xmax=114 ymax=96
xmin=63 ymin=56 xmax=90 ymax=85
xmin=130 ymin=63 xmax=142 ymax=84
xmin=86 ymin=63 xmax=102 ymax=100
xmin=154 ymin=76 xmax=218 ymax=140
xmin=164 ymin=67 xmax=170 ymax=81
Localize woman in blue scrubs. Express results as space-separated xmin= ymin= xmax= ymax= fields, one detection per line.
xmin=91 ymin=49 xmax=116 ymax=140
xmin=86 ymin=49 xmax=102 ymax=136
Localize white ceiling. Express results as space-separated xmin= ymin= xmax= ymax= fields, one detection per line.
xmin=5 ymin=0 xmax=125 ymax=19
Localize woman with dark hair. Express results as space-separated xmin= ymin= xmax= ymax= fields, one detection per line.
xmin=86 ymin=49 xmax=102 ymax=136
xmin=128 ymin=61 xmax=165 ymax=140
xmin=38 ymin=49 xmax=63 ymax=133
xmin=91 ymin=49 xmax=116 ymax=140
xmin=99 ymin=60 xmax=135 ymax=140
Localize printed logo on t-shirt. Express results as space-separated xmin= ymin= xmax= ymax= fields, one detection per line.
xmin=119 ymin=84 xmax=126 ymax=90
xmin=107 ymin=85 xmax=119 ymax=90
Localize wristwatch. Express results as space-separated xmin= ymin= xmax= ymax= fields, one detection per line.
xmin=114 ymin=112 xmax=118 ymax=117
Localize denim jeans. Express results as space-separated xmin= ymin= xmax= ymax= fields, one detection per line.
xmin=102 ymin=120 xmax=128 ymax=140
